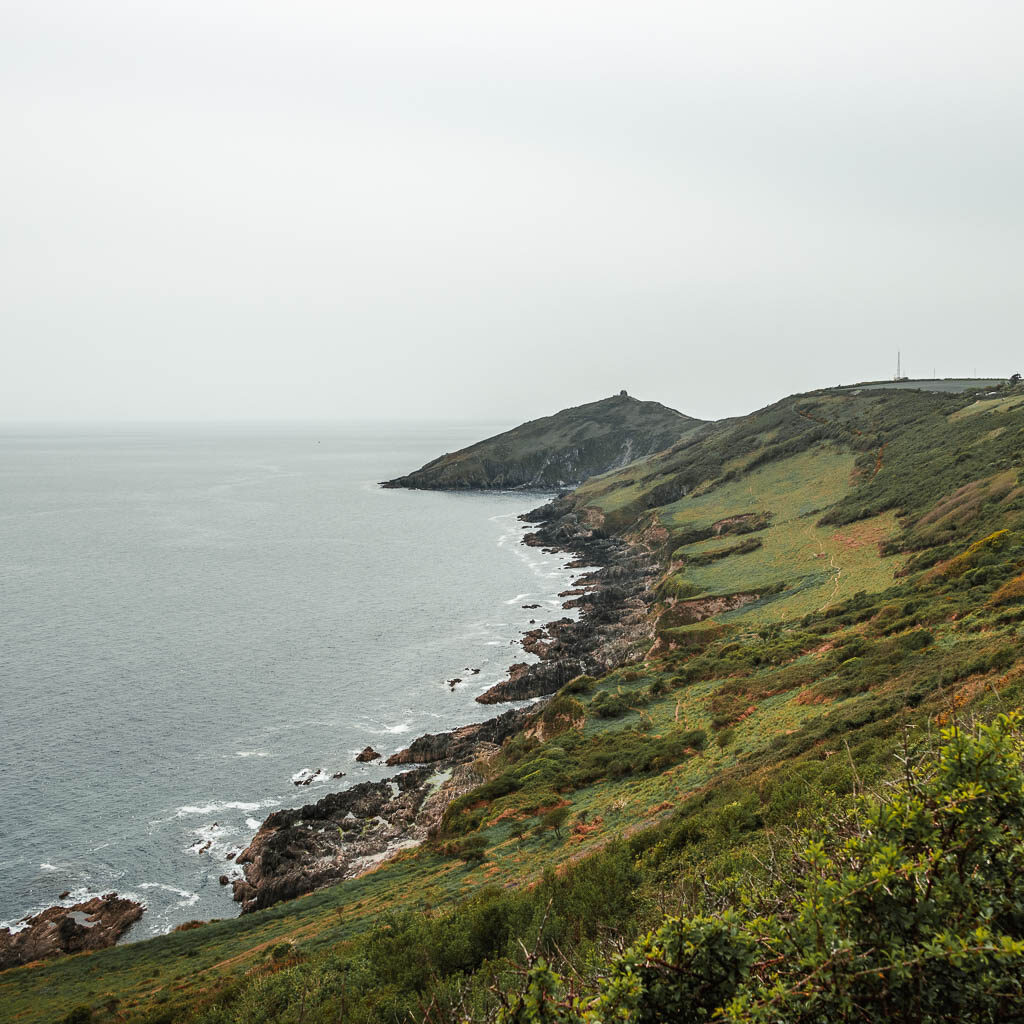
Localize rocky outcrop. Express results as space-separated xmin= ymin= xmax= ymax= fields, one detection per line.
xmin=476 ymin=660 xmax=582 ymax=705
xmin=234 ymin=698 xmax=560 ymax=913
xmin=232 ymin=763 xmax=489 ymax=914
xmin=0 ymin=894 xmax=144 ymax=969
xmin=355 ymin=746 xmax=381 ymax=762
xmin=667 ymin=591 xmax=763 ymax=624
xmin=382 ymin=393 xmax=704 ymax=491
xmin=233 ymin=774 xmax=425 ymax=912
xmin=385 ymin=706 xmax=537 ymax=766
xmin=521 ymin=618 xmax=576 ymax=658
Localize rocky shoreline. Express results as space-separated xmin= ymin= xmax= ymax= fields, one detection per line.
xmin=475 ymin=497 xmax=660 ymax=701
xmin=229 ymin=494 xmax=659 ymax=914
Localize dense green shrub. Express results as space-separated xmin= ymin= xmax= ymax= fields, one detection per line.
xmin=500 ymin=715 xmax=1024 ymax=1023
xmin=589 ymin=691 xmax=634 ymax=719
xmin=562 ymin=675 xmax=597 ymax=695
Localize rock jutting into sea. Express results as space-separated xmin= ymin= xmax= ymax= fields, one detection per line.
xmin=232 ymin=709 xmax=544 ymax=914
xmin=384 ymin=706 xmax=537 ymax=766
xmin=0 ymin=894 xmax=144 ymax=969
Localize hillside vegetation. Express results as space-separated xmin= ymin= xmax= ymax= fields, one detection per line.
xmin=382 ymin=393 xmax=703 ymax=490
xmin=6 ymin=379 xmax=1024 ymax=1024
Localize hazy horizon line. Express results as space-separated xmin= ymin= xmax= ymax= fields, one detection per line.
xmin=0 ymin=374 xmax=1014 ymax=433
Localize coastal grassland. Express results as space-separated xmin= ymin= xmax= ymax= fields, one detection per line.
xmin=572 ymin=386 xmax=901 ymax=524
xmin=820 ymin=386 xmax=1024 ymax=527
xmin=660 ymin=446 xmax=856 ymax=542
xmin=504 ymin=713 xmax=1024 ymax=1022
xmin=948 ymin=392 xmax=1024 ymax=421
xmin=650 ymin=448 xmax=905 ymax=624
xmin=579 ymin=381 xmax=1024 ymax=536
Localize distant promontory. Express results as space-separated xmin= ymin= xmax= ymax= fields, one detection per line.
xmin=382 ymin=392 xmax=705 ymax=491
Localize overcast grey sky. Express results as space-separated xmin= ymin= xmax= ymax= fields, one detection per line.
xmin=2 ymin=1 xmax=1022 ymax=424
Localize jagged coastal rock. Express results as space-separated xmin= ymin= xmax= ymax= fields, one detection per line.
xmin=384 ymin=706 xmax=537 ymax=765
xmin=232 ymin=763 xmax=497 ymax=913
xmin=381 ymin=392 xmax=705 ymax=490
xmin=226 ymin=394 xmax=683 ymax=919
xmin=0 ymin=894 xmax=144 ymax=969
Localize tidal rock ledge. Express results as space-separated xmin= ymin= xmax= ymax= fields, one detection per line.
xmin=0 ymin=894 xmax=144 ymax=969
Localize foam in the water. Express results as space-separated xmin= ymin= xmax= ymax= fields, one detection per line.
xmin=174 ymin=800 xmax=276 ymax=818
xmin=139 ymin=882 xmax=199 ymax=907
xmin=187 ymin=822 xmax=245 ymax=862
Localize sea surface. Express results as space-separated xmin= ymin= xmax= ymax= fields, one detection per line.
xmin=0 ymin=423 xmax=584 ymax=938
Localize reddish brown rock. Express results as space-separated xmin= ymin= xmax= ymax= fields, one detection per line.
xmin=355 ymin=746 xmax=381 ymax=762
xmin=0 ymin=894 xmax=144 ymax=969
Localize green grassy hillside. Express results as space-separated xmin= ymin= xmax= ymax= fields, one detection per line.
xmin=382 ymin=393 xmax=704 ymax=490
xmin=6 ymin=379 xmax=1024 ymax=1023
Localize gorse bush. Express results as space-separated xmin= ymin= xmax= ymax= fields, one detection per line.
xmin=499 ymin=714 xmax=1024 ymax=1023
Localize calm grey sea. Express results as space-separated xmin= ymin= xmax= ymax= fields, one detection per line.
xmin=0 ymin=423 xmax=581 ymax=937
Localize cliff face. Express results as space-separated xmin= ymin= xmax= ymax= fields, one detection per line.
xmin=382 ymin=393 xmax=705 ymax=491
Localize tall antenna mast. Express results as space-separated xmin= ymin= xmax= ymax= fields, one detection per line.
xmin=896 ymin=351 xmax=901 ymax=380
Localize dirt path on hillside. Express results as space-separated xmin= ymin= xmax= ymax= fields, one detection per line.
xmin=797 ymin=517 xmax=842 ymax=611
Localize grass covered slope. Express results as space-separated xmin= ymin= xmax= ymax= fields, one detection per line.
xmin=503 ymin=713 xmax=1024 ymax=1022
xmin=7 ymin=379 xmax=1024 ymax=1024
xmin=382 ymin=393 xmax=704 ymax=490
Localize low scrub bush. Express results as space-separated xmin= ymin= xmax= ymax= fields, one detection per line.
xmin=501 ymin=715 xmax=1024 ymax=1022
